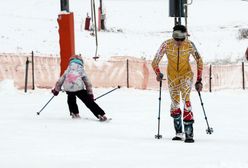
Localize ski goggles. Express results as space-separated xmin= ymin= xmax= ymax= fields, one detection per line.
xmin=172 ymin=30 xmax=186 ymax=41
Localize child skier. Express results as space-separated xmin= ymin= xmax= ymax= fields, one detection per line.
xmin=51 ymin=54 xmax=108 ymax=121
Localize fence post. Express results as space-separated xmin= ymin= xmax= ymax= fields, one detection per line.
xmin=24 ymin=57 xmax=30 ymax=93
xmin=209 ymin=64 xmax=212 ymax=92
xmin=31 ymin=51 xmax=35 ymax=90
xmin=242 ymin=62 xmax=245 ymax=90
xmin=126 ymin=59 xmax=129 ymax=88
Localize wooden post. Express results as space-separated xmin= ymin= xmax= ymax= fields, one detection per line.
xmin=242 ymin=62 xmax=245 ymax=90
xmin=209 ymin=64 xmax=212 ymax=92
xmin=24 ymin=57 xmax=30 ymax=93
xmin=31 ymin=51 xmax=35 ymax=90
xmin=127 ymin=59 xmax=129 ymax=88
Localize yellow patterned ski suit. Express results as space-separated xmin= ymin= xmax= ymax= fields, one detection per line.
xmin=152 ymin=39 xmax=203 ymax=121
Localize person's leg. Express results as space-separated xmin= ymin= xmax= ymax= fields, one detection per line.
xmin=181 ymin=75 xmax=194 ymax=142
xmin=183 ymin=100 xmax=194 ymax=142
xmin=76 ymin=90 xmax=105 ymax=119
xmin=67 ymin=92 xmax=80 ymax=118
xmin=168 ymin=78 xmax=183 ymax=139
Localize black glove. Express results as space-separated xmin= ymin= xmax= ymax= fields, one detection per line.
xmin=51 ymin=89 xmax=59 ymax=96
xmin=156 ymin=73 xmax=164 ymax=81
xmin=195 ymin=79 xmax=203 ymax=92
xmin=88 ymin=94 xmax=94 ymax=101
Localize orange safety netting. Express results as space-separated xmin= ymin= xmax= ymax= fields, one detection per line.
xmin=0 ymin=54 xmax=248 ymax=91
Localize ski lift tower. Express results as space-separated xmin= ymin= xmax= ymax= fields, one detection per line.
xmin=57 ymin=0 xmax=75 ymax=75
xmin=169 ymin=0 xmax=186 ymax=26
xmin=169 ymin=0 xmax=193 ymax=29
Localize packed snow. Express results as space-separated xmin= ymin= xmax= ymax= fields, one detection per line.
xmin=0 ymin=0 xmax=247 ymax=62
xmin=1 ymin=0 xmax=248 ymax=167
xmin=0 ymin=80 xmax=248 ymax=167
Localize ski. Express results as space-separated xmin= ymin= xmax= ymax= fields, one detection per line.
xmin=83 ymin=117 xmax=112 ymax=122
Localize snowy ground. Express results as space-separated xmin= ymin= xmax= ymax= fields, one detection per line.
xmin=0 ymin=0 xmax=248 ymax=62
xmin=0 ymin=80 xmax=248 ymax=168
xmin=0 ymin=0 xmax=248 ymax=167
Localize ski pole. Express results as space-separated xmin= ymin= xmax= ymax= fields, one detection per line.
xmin=37 ymin=95 xmax=55 ymax=115
xmin=197 ymin=91 xmax=213 ymax=134
xmin=155 ymin=80 xmax=163 ymax=139
xmin=94 ymin=85 xmax=121 ymax=101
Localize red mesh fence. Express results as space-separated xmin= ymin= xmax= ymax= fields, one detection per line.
xmin=0 ymin=53 xmax=248 ymax=91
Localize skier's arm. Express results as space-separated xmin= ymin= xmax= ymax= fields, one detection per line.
xmin=152 ymin=41 xmax=167 ymax=75
xmin=191 ymin=42 xmax=203 ymax=81
xmin=54 ymin=69 xmax=68 ymax=91
xmin=82 ymin=75 xmax=93 ymax=95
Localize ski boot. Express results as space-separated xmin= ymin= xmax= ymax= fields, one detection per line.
xmin=184 ymin=121 xmax=194 ymax=143
xmin=98 ymin=115 xmax=108 ymax=121
xmin=172 ymin=133 xmax=184 ymax=141
xmin=172 ymin=116 xmax=183 ymax=141
xmin=71 ymin=113 xmax=81 ymax=119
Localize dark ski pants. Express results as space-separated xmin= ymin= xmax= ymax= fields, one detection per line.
xmin=66 ymin=90 xmax=105 ymax=118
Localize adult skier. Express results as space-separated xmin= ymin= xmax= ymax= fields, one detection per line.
xmin=51 ymin=54 xmax=108 ymax=121
xmin=152 ymin=25 xmax=203 ymax=143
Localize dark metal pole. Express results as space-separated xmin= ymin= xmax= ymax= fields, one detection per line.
xmin=31 ymin=51 xmax=35 ymax=90
xmin=92 ymin=0 xmax=99 ymax=60
xmin=185 ymin=0 xmax=188 ymax=28
xmin=178 ymin=0 xmax=182 ymax=25
xmin=197 ymin=91 xmax=213 ymax=134
xmin=24 ymin=57 xmax=30 ymax=93
xmin=91 ymin=0 xmax=94 ymax=25
xmin=94 ymin=86 xmax=121 ymax=101
xmin=100 ymin=0 xmax=102 ymax=11
xmin=209 ymin=64 xmax=212 ymax=92
xmin=99 ymin=0 xmax=105 ymax=30
xmin=127 ymin=59 xmax=129 ymax=88
xmin=174 ymin=17 xmax=178 ymax=26
xmin=37 ymin=96 xmax=55 ymax=115
xmin=60 ymin=0 xmax=69 ymax=12
xmin=242 ymin=62 xmax=245 ymax=90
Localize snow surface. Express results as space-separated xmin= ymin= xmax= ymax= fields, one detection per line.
xmin=0 ymin=0 xmax=248 ymax=167
xmin=0 ymin=79 xmax=248 ymax=168
xmin=0 ymin=0 xmax=247 ymax=62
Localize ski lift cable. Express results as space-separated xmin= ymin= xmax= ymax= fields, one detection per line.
xmin=184 ymin=0 xmax=193 ymax=35
xmin=90 ymin=0 xmax=94 ymax=25
xmin=91 ymin=0 xmax=99 ymax=60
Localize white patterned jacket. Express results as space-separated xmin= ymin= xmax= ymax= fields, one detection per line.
xmin=54 ymin=59 xmax=93 ymax=94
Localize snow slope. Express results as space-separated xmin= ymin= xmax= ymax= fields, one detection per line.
xmin=1 ymin=1 xmax=248 ymax=167
xmin=0 ymin=80 xmax=248 ymax=168
xmin=0 ymin=0 xmax=247 ymax=62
